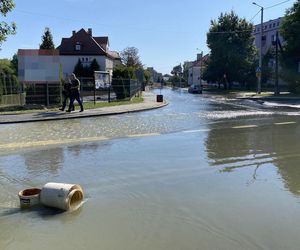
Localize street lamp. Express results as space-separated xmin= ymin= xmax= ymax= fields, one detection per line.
xmin=253 ymin=2 xmax=264 ymax=94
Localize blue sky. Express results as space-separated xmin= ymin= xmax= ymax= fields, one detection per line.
xmin=0 ymin=0 xmax=294 ymax=74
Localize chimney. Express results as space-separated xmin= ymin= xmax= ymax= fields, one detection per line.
xmin=88 ymin=28 xmax=92 ymax=36
xmin=72 ymin=30 xmax=76 ymax=36
xmin=197 ymin=53 xmax=203 ymax=61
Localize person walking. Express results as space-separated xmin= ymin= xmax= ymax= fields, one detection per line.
xmin=66 ymin=73 xmax=84 ymax=112
xmin=59 ymin=76 xmax=74 ymax=111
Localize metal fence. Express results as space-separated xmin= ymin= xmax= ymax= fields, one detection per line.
xmin=24 ymin=82 xmax=61 ymax=106
xmin=0 ymin=74 xmax=25 ymax=106
xmin=0 ymin=76 xmax=143 ymax=108
xmin=79 ymin=77 xmax=142 ymax=103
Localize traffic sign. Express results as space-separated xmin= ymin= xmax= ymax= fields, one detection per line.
xmin=256 ymin=67 xmax=261 ymax=73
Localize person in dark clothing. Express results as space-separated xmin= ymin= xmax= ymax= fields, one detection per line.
xmin=59 ymin=77 xmax=74 ymax=111
xmin=66 ymin=73 xmax=84 ymax=112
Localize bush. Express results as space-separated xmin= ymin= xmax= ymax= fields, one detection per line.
xmin=113 ymin=65 xmax=136 ymax=79
xmin=281 ymin=68 xmax=300 ymax=94
xmin=111 ymin=79 xmax=130 ymax=100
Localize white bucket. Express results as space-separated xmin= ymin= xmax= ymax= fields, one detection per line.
xmin=40 ymin=182 xmax=84 ymax=211
xmin=18 ymin=188 xmax=41 ymax=209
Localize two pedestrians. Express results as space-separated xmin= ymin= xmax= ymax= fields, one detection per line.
xmin=59 ymin=77 xmax=74 ymax=111
xmin=66 ymin=73 xmax=84 ymax=113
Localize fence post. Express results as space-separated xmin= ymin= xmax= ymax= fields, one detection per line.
xmin=108 ymin=75 xmax=111 ymax=103
xmin=93 ymin=75 xmax=96 ymax=106
xmin=9 ymin=76 xmax=13 ymax=95
xmin=46 ymin=82 xmax=49 ymax=106
xmin=3 ymin=75 xmax=7 ymax=95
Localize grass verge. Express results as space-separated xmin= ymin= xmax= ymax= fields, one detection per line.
xmin=0 ymin=97 xmax=144 ymax=115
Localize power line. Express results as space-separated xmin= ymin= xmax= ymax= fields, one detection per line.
xmin=265 ymin=0 xmax=291 ymax=10
xmin=208 ymin=0 xmax=292 ymax=35
xmin=250 ymin=10 xmax=261 ymax=22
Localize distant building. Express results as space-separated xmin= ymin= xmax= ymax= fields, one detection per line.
xmin=253 ymin=17 xmax=284 ymax=55
xmin=163 ymin=74 xmax=171 ymax=82
xmin=186 ymin=54 xmax=209 ymax=86
xmin=253 ymin=17 xmax=287 ymax=87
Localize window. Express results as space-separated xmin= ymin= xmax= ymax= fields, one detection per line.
xmin=273 ymin=23 xmax=275 ymax=28
xmin=277 ymin=22 xmax=280 ymax=26
xmin=265 ymin=25 xmax=267 ymax=30
xmin=75 ymin=42 xmax=81 ymax=51
xmin=271 ymin=35 xmax=275 ymax=42
xmin=269 ymin=24 xmax=272 ymax=29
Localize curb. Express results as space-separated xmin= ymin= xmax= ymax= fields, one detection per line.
xmin=0 ymin=101 xmax=168 ymax=124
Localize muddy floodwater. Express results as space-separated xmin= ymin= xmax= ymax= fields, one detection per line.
xmin=1 ymin=89 xmax=300 ymax=250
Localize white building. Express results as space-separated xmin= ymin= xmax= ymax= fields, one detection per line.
xmin=253 ymin=17 xmax=284 ymax=55
xmin=187 ymin=54 xmax=208 ymax=86
xmin=18 ymin=50 xmax=60 ymax=84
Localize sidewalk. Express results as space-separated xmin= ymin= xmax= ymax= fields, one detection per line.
xmin=0 ymin=92 xmax=168 ymax=124
xmin=233 ymin=92 xmax=300 ymax=105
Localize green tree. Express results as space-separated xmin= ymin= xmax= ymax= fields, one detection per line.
xmin=89 ymin=58 xmax=100 ymax=76
xmin=120 ymin=47 xmax=142 ymax=68
xmin=143 ymin=69 xmax=151 ymax=84
xmin=0 ymin=59 xmax=19 ymax=97
xmin=204 ymin=11 xmax=257 ymax=89
xmin=11 ymin=53 xmax=18 ymax=75
xmin=171 ymin=64 xmax=182 ymax=76
xmin=262 ymin=49 xmax=275 ymax=86
xmin=280 ymin=0 xmax=300 ymax=93
xmin=0 ymin=0 xmax=16 ymax=49
xmin=73 ymin=59 xmax=84 ymax=77
xmin=113 ymin=64 xmax=136 ymax=79
xmin=40 ymin=27 xmax=55 ymax=49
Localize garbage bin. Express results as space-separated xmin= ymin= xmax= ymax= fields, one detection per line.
xmin=156 ymin=94 xmax=163 ymax=102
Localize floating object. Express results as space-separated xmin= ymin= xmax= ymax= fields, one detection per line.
xmin=18 ymin=188 xmax=41 ymax=209
xmin=40 ymin=182 xmax=84 ymax=211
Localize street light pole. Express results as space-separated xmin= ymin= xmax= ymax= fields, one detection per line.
xmin=253 ymin=2 xmax=264 ymax=94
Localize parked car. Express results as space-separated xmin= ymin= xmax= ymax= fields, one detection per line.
xmin=188 ymin=84 xmax=202 ymax=94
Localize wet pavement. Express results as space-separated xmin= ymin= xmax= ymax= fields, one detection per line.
xmin=1 ymin=88 xmax=300 ymax=250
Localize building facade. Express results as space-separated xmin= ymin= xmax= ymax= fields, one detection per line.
xmin=18 ymin=49 xmax=61 ymax=84
xmin=253 ymin=17 xmax=284 ymax=55
xmin=57 ymin=28 xmax=120 ymax=77
xmin=186 ymin=54 xmax=208 ymax=86
xmin=253 ymin=17 xmax=287 ymax=87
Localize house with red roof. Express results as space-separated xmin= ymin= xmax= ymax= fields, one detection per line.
xmin=58 ymin=28 xmax=121 ymax=77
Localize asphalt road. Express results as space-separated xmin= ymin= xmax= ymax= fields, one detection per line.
xmin=1 ymin=88 xmax=300 ymax=250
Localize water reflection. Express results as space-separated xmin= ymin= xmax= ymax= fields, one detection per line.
xmin=206 ymin=120 xmax=300 ymax=196
xmin=24 ymin=148 xmax=64 ymax=175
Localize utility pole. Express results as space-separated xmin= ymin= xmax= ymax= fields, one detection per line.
xmin=253 ymin=2 xmax=264 ymax=94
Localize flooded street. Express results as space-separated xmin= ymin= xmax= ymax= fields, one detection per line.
xmin=1 ymin=88 xmax=300 ymax=249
